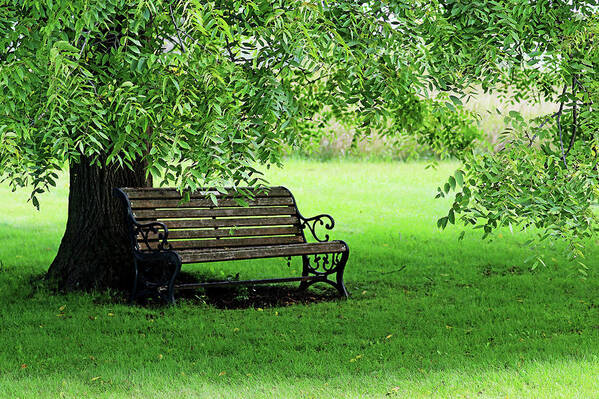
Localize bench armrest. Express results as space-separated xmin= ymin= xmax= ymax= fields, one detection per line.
xmin=133 ymin=220 xmax=172 ymax=252
xmin=299 ymin=214 xmax=335 ymax=242
xmin=114 ymin=188 xmax=172 ymax=253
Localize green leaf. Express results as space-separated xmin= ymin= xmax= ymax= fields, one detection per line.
xmin=137 ymin=57 xmax=146 ymax=72
xmin=454 ymin=170 xmax=464 ymax=186
xmin=448 ymin=176 xmax=456 ymax=190
xmin=437 ymin=217 xmax=448 ymax=229
xmin=449 ymin=95 xmax=462 ymax=107
xmin=54 ymin=41 xmax=79 ymax=53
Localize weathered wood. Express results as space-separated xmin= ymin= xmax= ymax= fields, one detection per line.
xmin=145 ymin=235 xmax=304 ymax=251
xmin=178 ymin=241 xmax=348 ymax=263
xmin=130 ymin=196 xmax=294 ymax=211
xmin=141 ymin=226 xmax=301 ymax=240
xmin=131 ymin=206 xmax=297 ymax=219
xmin=156 ymin=216 xmax=300 ymax=230
xmin=133 ymin=205 xmax=296 ymax=221
xmin=123 ymin=186 xmax=291 ymax=200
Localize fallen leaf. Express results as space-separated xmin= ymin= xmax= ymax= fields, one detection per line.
xmin=20 ymin=364 xmax=27 ymax=369
xmin=386 ymin=334 xmax=393 ymax=339
xmin=107 ymin=313 xmax=115 ymax=317
xmin=90 ymin=376 xmax=100 ymax=381
xmin=350 ymin=354 xmax=363 ymax=362
xmin=157 ymin=354 xmax=163 ymax=360
xmin=386 ymin=386 xmax=400 ymax=395
xmin=218 ymin=371 xmax=226 ymax=376
xmin=59 ymin=305 xmax=66 ymax=312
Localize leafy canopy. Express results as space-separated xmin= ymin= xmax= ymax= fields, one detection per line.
xmin=0 ymin=0 xmax=446 ymax=200
xmin=1 ymin=0 xmax=599 ymax=262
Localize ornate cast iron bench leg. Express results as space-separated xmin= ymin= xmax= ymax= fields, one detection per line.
xmin=161 ymin=252 xmax=182 ymax=305
xmin=335 ymin=250 xmax=349 ymax=298
xmin=299 ymin=255 xmax=312 ymax=292
xmin=131 ymin=251 xmax=182 ymax=305
xmin=298 ymin=249 xmax=349 ymax=298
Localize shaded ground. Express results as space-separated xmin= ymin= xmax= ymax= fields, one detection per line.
xmin=143 ymin=271 xmax=342 ymax=309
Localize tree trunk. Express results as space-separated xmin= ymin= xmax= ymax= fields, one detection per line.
xmin=46 ymin=156 xmax=152 ymax=291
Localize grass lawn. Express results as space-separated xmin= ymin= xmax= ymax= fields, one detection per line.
xmin=1 ymin=159 xmax=599 ymax=398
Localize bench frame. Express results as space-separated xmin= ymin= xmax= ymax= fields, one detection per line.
xmin=115 ymin=187 xmax=349 ymax=304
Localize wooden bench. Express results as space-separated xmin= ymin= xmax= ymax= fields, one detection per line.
xmin=115 ymin=186 xmax=349 ymax=304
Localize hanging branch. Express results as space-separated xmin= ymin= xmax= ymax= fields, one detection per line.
xmin=78 ymin=31 xmax=90 ymax=58
xmin=169 ymin=4 xmax=186 ymax=53
xmin=565 ymin=75 xmax=578 ymax=156
xmin=224 ymin=37 xmax=238 ymax=63
xmin=527 ymin=111 xmax=559 ymax=147
xmin=556 ymin=83 xmax=568 ymax=168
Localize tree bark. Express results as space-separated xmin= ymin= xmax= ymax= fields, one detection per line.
xmin=46 ymin=156 xmax=152 ymax=291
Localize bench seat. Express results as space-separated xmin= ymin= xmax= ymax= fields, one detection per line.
xmin=176 ymin=241 xmax=348 ymax=263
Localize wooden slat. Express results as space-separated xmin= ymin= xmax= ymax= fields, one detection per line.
xmin=123 ymin=186 xmax=291 ymax=200
xmin=146 ymin=235 xmax=304 ymax=251
xmin=178 ymin=241 xmax=347 ymax=263
xmin=133 ymin=206 xmax=297 ymax=218
xmin=133 ymin=205 xmax=296 ymax=220
xmin=158 ymin=216 xmax=299 ymax=230
xmin=131 ymin=197 xmax=294 ymax=213
xmin=141 ymin=226 xmax=301 ymax=240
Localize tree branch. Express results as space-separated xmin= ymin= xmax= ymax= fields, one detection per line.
xmin=556 ymin=83 xmax=568 ymax=168
xmin=565 ymin=75 xmax=578 ymax=156
xmin=527 ymin=111 xmax=558 ymax=147
xmin=224 ymin=37 xmax=238 ymax=63
xmin=169 ymin=4 xmax=186 ymax=53
xmin=79 ymin=31 xmax=90 ymax=58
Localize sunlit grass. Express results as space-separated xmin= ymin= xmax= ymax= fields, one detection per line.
xmin=0 ymin=160 xmax=598 ymax=398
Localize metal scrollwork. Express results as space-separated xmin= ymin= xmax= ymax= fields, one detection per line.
xmin=299 ymin=250 xmax=349 ymax=297
xmin=133 ymin=221 xmax=171 ymax=252
xmin=304 ymin=252 xmax=343 ymax=275
xmin=299 ymin=214 xmax=335 ymax=242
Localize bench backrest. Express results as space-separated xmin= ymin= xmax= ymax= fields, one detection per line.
xmin=120 ymin=187 xmax=306 ymax=251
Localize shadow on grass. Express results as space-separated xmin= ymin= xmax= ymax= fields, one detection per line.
xmin=13 ymin=268 xmax=343 ymax=310
xmin=175 ymin=271 xmax=342 ymax=309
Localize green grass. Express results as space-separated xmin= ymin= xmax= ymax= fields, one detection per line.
xmin=1 ymin=160 xmax=599 ymax=398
